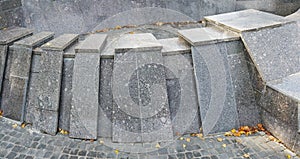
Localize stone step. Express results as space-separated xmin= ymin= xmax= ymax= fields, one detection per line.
xmin=112 ymin=33 xmax=173 ymax=142
xmin=30 ymin=34 xmax=79 ymax=135
xmin=0 ymin=27 xmax=33 ymax=45
xmin=204 ymin=9 xmax=289 ymax=33
xmin=178 ymin=26 xmax=259 ymax=135
xmin=2 ymin=32 xmax=54 ymax=121
xmin=69 ymin=34 xmax=107 ymax=139
xmin=158 ymin=38 xmax=190 ymax=56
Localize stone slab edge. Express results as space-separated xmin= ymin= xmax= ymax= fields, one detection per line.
xmin=14 ymin=32 xmax=55 ymax=48
xmin=75 ymin=34 xmax=108 ymax=53
xmin=41 ymin=34 xmax=79 ymax=51
xmin=0 ymin=27 xmax=34 ymax=45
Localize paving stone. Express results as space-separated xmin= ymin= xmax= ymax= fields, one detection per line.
xmin=14 ymin=32 xmax=54 ymax=48
xmin=75 ymin=34 xmax=107 ymax=53
xmin=98 ymin=59 xmax=114 ymax=138
xmin=241 ymin=22 xmax=300 ymax=82
xmin=178 ymin=26 xmax=239 ymax=46
xmin=115 ymin=33 xmax=162 ymax=53
xmin=69 ymin=53 xmax=100 ymax=139
xmin=192 ymin=44 xmax=239 ymax=135
xmin=113 ymin=48 xmax=172 ymax=142
xmin=158 ymin=38 xmax=190 ymax=55
xmin=0 ymin=27 xmax=33 ymax=45
xmin=41 ymin=34 xmax=79 ymax=51
xmin=205 ymin=9 xmax=289 ymax=32
xmin=58 ymin=58 xmax=74 ymax=131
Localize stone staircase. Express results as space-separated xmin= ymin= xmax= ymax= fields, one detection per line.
xmin=0 ymin=9 xmax=299 ymax=153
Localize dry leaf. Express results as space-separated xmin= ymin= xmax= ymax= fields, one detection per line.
xmin=155 ymin=22 xmax=164 ymax=26
xmin=217 ymin=138 xmax=223 ymax=142
xmin=129 ymin=31 xmax=135 ymax=34
xmin=182 ymin=144 xmax=186 ymax=149
xmin=222 ymin=144 xmax=227 ymax=148
xmin=21 ymin=123 xmax=26 ymax=128
xmin=115 ymin=25 xmax=122 ymax=30
xmin=231 ymin=129 xmax=236 ymax=133
xmin=155 ymin=143 xmax=161 ymax=148
xmin=179 ymin=137 xmax=184 ymax=140
xmin=12 ymin=124 xmax=18 ymax=128
xmin=286 ymin=154 xmax=291 ymax=159
xmin=224 ymin=132 xmax=232 ymax=136
xmin=186 ymin=138 xmax=191 ymax=142
xmin=243 ymin=153 xmax=250 ymax=158
xmin=99 ymin=140 xmax=104 ymax=144
xmin=114 ymin=149 xmax=119 ymax=155
xmin=0 ymin=109 xmax=3 ymax=116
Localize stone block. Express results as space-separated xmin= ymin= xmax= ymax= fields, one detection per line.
xmin=158 ymin=38 xmax=190 ymax=55
xmin=205 ymin=9 xmax=289 ymax=32
xmin=0 ymin=45 xmax=7 ymax=92
xmin=25 ymin=73 xmax=39 ymax=123
xmin=75 ymin=34 xmax=107 ymax=53
xmin=41 ymin=34 xmax=79 ymax=51
xmin=58 ymin=58 xmax=74 ymax=131
xmin=163 ymin=54 xmax=201 ymax=134
xmin=14 ymin=32 xmax=54 ymax=48
xmin=178 ymin=27 xmax=239 ymax=46
xmin=241 ymin=22 xmax=300 ymax=82
xmin=9 ymin=45 xmax=32 ymax=77
xmin=115 ymin=33 xmax=162 ymax=53
xmin=98 ymin=59 xmax=114 ymax=137
xmin=31 ymin=54 xmax=41 ymax=73
xmin=0 ymin=27 xmax=33 ymax=45
xmin=112 ymin=49 xmax=173 ymax=142
xmin=69 ymin=53 xmax=100 ymax=139
xmin=2 ymin=76 xmax=26 ymax=121
xmin=192 ymin=44 xmax=239 ymax=135
xmin=33 ymin=108 xmax=59 ymax=135
xmin=39 ymin=50 xmax=63 ymax=74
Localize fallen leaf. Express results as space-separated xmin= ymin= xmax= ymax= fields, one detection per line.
xmin=186 ymin=138 xmax=191 ymax=142
xmin=217 ymin=138 xmax=223 ymax=142
xmin=155 ymin=22 xmax=164 ymax=26
xmin=0 ymin=109 xmax=3 ymax=116
xmin=155 ymin=143 xmax=161 ymax=148
xmin=12 ymin=123 xmax=18 ymax=128
xmin=114 ymin=149 xmax=119 ymax=155
xmin=224 ymin=132 xmax=232 ymax=136
xmin=231 ymin=129 xmax=236 ymax=133
xmin=129 ymin=31 xmax=135 ymax=34
xmin=233 ymin=132 xmax=241 ymax=137
xmin=99 ymin=140 xmax=104 ymax=144
xmin=286 ymin=154 xmax=291 ymax=159
xmin=115 ymin=25 xmax=122 ymax=30
xmin=90 ymin=139 xmax=94 ymax=142
xmin=179 ymin=137 xmax=184 ymax=140
xmin=243 ymin=153 xmax=250 ymax=158
xmin=182 ymin=144 xmax=186 ymax=149
xmin=222 ymin=144 xmax=227 ymax=148
xmin=21 ymin=123 xmax=26 ymax=128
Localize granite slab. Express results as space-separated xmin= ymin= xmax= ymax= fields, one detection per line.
xmin=241 ymin=22 xmax=300 ymax=82
xmin=75 ymin=34 xmax=107 ymax=53
xmin=98 ymin=59 xmax=114 ymax=137
xmin=9 ymin=45 xmax=32 ymax=77
xmin=205 ymin=9 xmax=289 ymax=32
xmin=178 ymin=27 xmax=239 ymax=46
xmin=25 ymin=73 xmax=39 ymax=123
xmin=192 ymin=44 xmax=239 ymax=135
xmin=267 ymin=72 xmax=300 ymax=102
xmin=115 ymin=33 xmax=162 ymax=53
xmin=41 ymin=34 xmax=79 ymax=51
xmin=69 ymin=53 xmax=100 ymax=139
xmin=0 ymin=45 xmax=7 ymax=93
xmin=14 ymin=32 xmax=54 ymax=48
xmin=0 ymin=27 xmax=33 ymax=45
xmin=58 ymin=59 xmax=74 ymax=131
xmin=158 ymin=38 xmax=191 ymax=56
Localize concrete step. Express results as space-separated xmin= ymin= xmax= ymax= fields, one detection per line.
xmin=178 ymin=26 xmax=259 ymax=135
xmin=69 ymin=34 xmax=107 ymax=139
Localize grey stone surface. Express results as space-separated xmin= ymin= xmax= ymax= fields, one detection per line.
xmin=0 ymin=27 xmax=33 ymax=45
xmin=226 ymin=41 xmax=261 ymax=126
xmin=98 ymin=59 xmax=114 ymax=137
xmin=115 ymin=33 xmax=162 ymax=53
xmin=0 ymin=45 xmax=7 ymax=92
xmin=241 ymin=22 xmax=300 ymax=82
xmin=58 ymin=59 xmax=74 ymax=132
xmin=178 ymin=27 xmax=239 ymax=46
xmin=9 ymin=45 xmax=32 ymax=77
xmin=268 ymin=72 xmax=300 ymax=102
xmin=75 ymin=34 xmax=107 ymax=53
xmin=158 ymin=38 xmax=190 ymax=55
xmin=14 ymin=32 xmax=54 ymax=48
xmin=25 ymin=73 xmax=39 ymax=124
xmin=205 ymin=9 xmax=289 ymax=32
xmin=163 ymin=54 xmax=201 ymax=134
xmin=192 ymin=43 xmax=239 ymax=135
xmin=41 ymin=34 xmax=79 ymax=51
xmin=113 ymin=49 xmax=173 ymax=142
xmin=70 ymin=53 xmax=100 ymax=139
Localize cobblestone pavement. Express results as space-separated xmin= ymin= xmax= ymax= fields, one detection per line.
xmin=0 ymin=118 xmax=298 ymax=159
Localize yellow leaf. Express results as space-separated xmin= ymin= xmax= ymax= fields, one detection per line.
xmin=231 ymin=129 xmax=236 ymax=133
xmin=129 ymin=31 xmax=135 ymax=34
xmin=217 ymin=138 xmax=223 ymax=142
xmin=243 ymin=153 xmax=250 ymax=158
xmin=0 ymin=109 xmax=3 ymax=116
xmin=222 ymin=144 xmax=227 ymax=148
xmin=99 ymin=140 xmax=104 ymax=144
xmin=179 ymin=137 xmax=184 ymax=140
xmin=224 ymin=132 xmax=232 ymax=136
xmin=286 ymin=154 xmax=291 ymax=159
xmin=115 ymin=25 xmax=122 ymax=30
xmin=12 ymin=124 xmax=18 ymax=128
xmin=21 ymin=123 xmax=26 ymax=128
xmin=182 ymin=144 xmax=186 ymax=149
xmin=155 ymin=143 xmax=161 ymax=148
xmin=186 ymin=138 xmax=191 ymax=142
xmin=114 ymin=149 xmax=119 ymax=155
xmin=156 ymin=22 xmax=164 ymax=26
